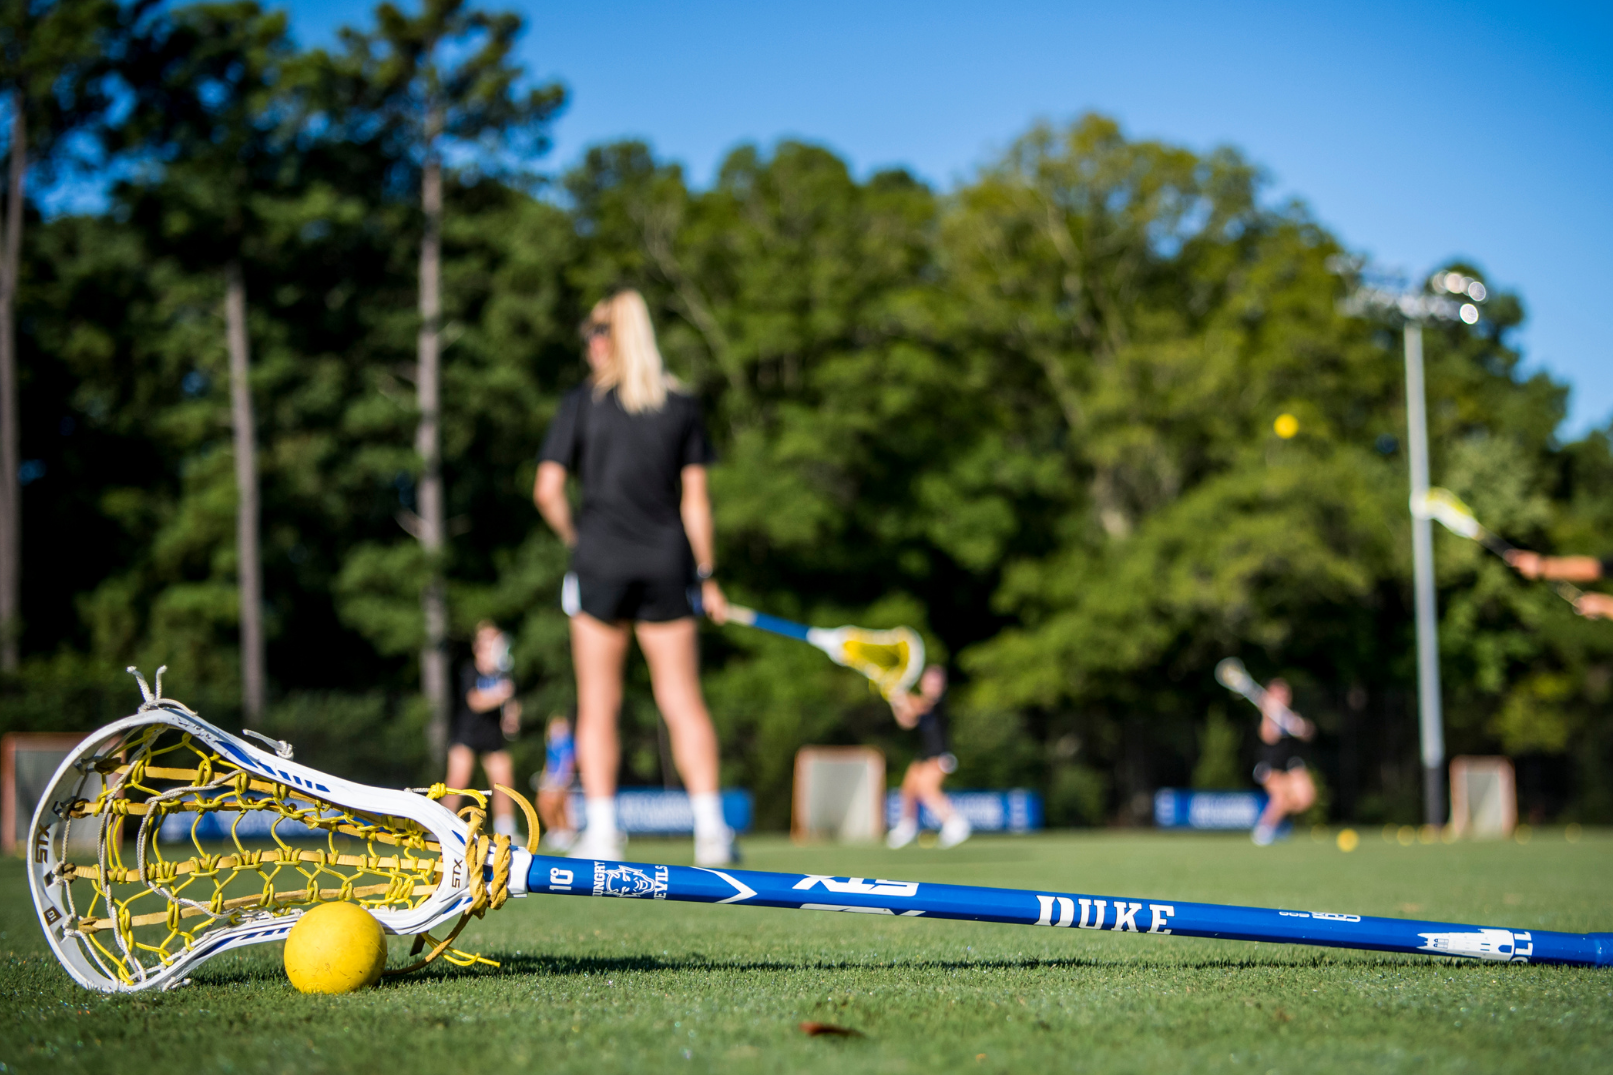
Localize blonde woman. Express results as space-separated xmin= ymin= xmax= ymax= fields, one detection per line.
xmin=533 ymin=290 xmax=735 ymax=865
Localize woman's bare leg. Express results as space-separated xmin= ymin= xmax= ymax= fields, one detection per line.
xmin=1257 ymin=775 xmax=1287 ymax=830
xmin=482 ymin=750 xmax=515 ymax=825
xmin=572 ymin=613 xmax=631 ymax=799
xmin=908 ymin=759 xmax=954 ymax=821
xmin=1284 ymin=768 xmax=1316 ymax=815
xmin=635 ymin=617 xmax=719 ymax=795
xmin=538 ymin=788 xmax=572 ymax=832
xmin=443 ymin=744 xmax=476 ymax=814
xmin=899 ymin=764 xmax=922 ymax=823
xmin=1258 ymin=769 xmax=1314 ymax=829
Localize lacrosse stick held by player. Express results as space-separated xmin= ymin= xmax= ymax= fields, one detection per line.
xmin=1503 ymin=549 xmax=1613 ymax=621
xmin=718 ymin=605 xmax=925 ymax=699
xmin=1412 ymin=487 xmax=1605 ymax=615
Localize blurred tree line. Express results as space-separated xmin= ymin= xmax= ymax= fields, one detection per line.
xmin=3 ymin=0 xmax=1610 ymax=827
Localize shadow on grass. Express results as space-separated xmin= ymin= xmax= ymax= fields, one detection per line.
xmin=290 ymin=949 xmax=1494 ymax=987
xmin=139 ymin=946 xmax=1559 ymax=995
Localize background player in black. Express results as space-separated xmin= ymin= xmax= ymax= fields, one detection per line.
xmin=534 ymin=289 xmax=735 ymax=866
xmin=1251 ymin=677 xmax=1316 ymax=845
xmin=442 ymin=621 xmax=522 ymax=837
xmin=1504 ymin=549 xmax=1613 ymax=620
xmin=886 ymin=665 xmax=971 ymax=849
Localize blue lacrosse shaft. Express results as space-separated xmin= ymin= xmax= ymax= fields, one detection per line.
xmin=525 ymin=854 xmax=1612 ymax=968
xmin=725 ymin=605 xmax=813 ymax=641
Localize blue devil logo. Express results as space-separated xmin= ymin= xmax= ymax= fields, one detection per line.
xmin=594 ymin=864 xmax=655 ymax=898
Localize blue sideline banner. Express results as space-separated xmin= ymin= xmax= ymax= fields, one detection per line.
xmin=1153 ymin=788 xmax=1268 ymax=830
xmin=886 ymin=789 xmax=1043 ymax=833
xmin=160 ymin=807 xmax=329 ymax=842
xmin=569 ymin=788 xmax=754 ymax=835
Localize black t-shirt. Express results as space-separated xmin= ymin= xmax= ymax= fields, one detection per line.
xmin=456 ymin=662 xmax=510 ymax=722
xmin=538 ymin=384 xmax=717 ymax=580
xmin=453 ymin=661 xmax=511 ymax=752
xmin=915 ymin=691 xmax=951 ymax=759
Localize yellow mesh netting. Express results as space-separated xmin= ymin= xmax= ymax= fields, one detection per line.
xmin=54 ymin=722 xmax=529 ymax=988
xmin=839 ymin=631 xmax=920 ymax=697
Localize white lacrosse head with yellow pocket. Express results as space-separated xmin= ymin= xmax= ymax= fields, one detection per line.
xmin=27 ymin=670 xmax=533 ymax=993
xmin=1413 ymin=488 xmax=1485 ymax=540
xmin=808 ymin=625 xmax=925 ymax=699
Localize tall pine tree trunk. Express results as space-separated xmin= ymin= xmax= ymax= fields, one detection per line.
xmin=0 ymin=92 xmax=25 ymax=672
xmin=225 ymin=259 xmax=264 ymax=724
xmin=417 ymin=106 xmax=449 ymax=761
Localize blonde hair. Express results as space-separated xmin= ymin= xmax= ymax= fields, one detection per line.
xmin=586 ymin=290 xmax=681 ymax=414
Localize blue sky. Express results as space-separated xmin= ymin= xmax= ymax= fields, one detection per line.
xmin=278 ymin=0 xmax=1612 ymax=435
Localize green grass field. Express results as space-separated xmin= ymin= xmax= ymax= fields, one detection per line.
xmin=3 ymin=829 xmax=1610 ymax=1074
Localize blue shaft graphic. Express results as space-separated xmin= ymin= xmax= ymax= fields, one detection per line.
xmin=526 ymin=855 xmax=1612 ymax=968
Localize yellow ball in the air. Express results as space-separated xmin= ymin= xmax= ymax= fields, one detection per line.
xmin=1274 ymin=413 xmax=1299 ymax=439
xmin=1336 ymin=828 xmax=1360 ymax=853
xmin=284 ymin=902 xmax=387 ymax=994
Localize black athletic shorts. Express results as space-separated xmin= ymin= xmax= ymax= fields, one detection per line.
xmin=915 ymin=711 xmax=957 ymax=772
xmin=1253 ymin=739 xmax=1307 ymax=784
xmin=451 ymin=710 xmax=506 ymax=753
xmin=562 ymin=571 xmax=694 ymax=624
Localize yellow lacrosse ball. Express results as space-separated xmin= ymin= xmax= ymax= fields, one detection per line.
xmin=1274 ymin=413 xmax=1299 ymax=439
xmin=283 ymin=902 xmax=388 ymax=994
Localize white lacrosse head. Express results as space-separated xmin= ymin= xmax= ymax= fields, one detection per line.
xmin=27 ymin=678 xmax=529 ymax=993
xmin=1413 ymin=488 xmax=1484 ymax=540
xmin=1214 ymin=658 xmax=1252 ymax=693
xmin=808 ymin=625 xmax=926 ymax=699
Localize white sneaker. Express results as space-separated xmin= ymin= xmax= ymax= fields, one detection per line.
xmin=887 ymin=818 xmax=918 ymax=849
xmin=938 ymin=814 xmax=972 ymax=849
xmin=1251 ymin=823 xmax=1276 ymax=846
xmin=542 ymin=828 xmax=577 ymax=852
xmin=694 ymin=827 xmax=737 ymax=867
xmin=569 ymin=827 xmax=626 ymax=860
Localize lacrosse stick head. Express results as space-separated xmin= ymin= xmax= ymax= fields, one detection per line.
xmin=1214 ymin=658 xmax=1252 ymax=693
xmin=27 ymin=673 xmax=531 ymax=993
xmin=812 ymin=626 xmax=925 ymax=698
xmin=1413 ymin=488 xmax=1484 ymax=540
xmin=491 ymin=635 xmax=514 ymax=674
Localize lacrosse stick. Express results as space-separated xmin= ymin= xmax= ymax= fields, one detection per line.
xmin=27 ymin=667 xmax=541 ymax=993
xmin=1214 ymin=658 xmax=1308 ymax=738
xmin=722 ymin=606 xmax=924 ymax=699
xmin=531 ymin=852 xmax=1610 ymax=967
xmin=1412 ymin=488 xmax=1582 ymax=604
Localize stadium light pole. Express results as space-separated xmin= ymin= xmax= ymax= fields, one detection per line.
xmin=1342 ymin=269 xmax=1487 ymax=827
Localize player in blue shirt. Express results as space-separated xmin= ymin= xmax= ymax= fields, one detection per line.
xmin=537 ymin=711 xmax=579 ymax=850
